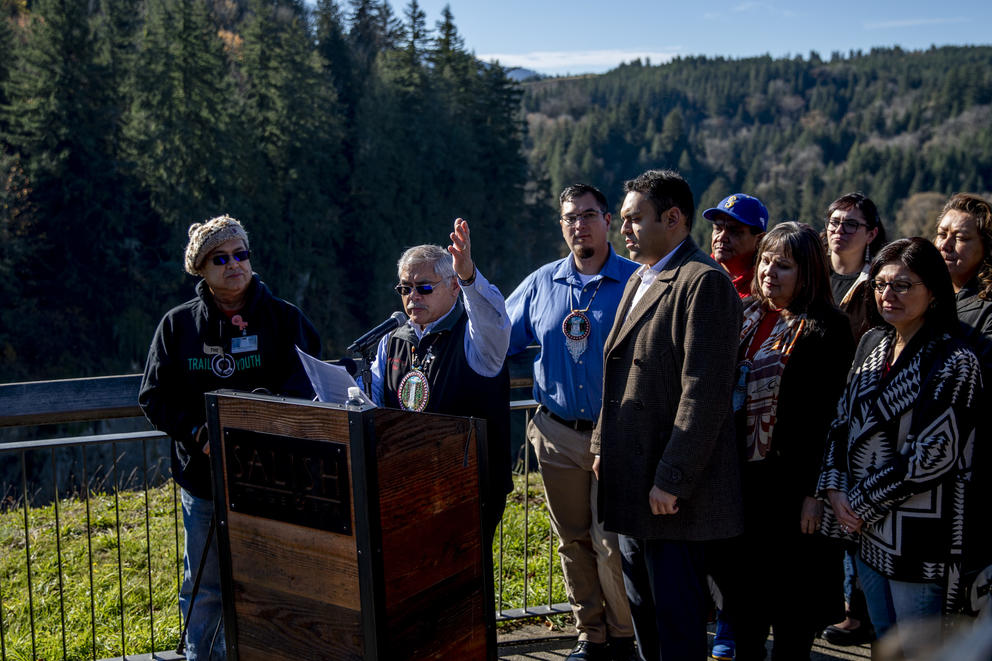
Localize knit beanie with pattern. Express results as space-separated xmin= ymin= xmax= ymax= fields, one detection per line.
xmin=184 ymin=215 xmax=250 ymax=276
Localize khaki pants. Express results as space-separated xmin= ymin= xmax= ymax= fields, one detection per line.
xmin=528 ymin=410 xmax=633 ymax=643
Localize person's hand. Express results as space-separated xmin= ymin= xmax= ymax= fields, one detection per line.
xmin=649 ymin=486 xmax=679 ymax=515
xmin=448 ymin=218 xmax=475 ymax=282
xmin=826 ymin=489 xmax=863 ymax=533
xmin=800 ymin=496 xmax=823 ymax=535
xmin=197 ymin=425 xmax=210 ymax=455
xmin=592 ymin=455 xmax=600 ymax=480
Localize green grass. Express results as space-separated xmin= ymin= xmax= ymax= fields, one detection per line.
xmin=1 ymin=484 xmax=184 ymax=661
xmin=495 ymin=472 xmax=568 ymax=611
xmin=0 ymin=472 xmax=568 ymax=659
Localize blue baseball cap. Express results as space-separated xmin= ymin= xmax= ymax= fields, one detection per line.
xmin=703 ymin=194 xmax=768 ymax=232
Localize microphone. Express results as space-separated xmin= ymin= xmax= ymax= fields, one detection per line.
xmin=347 ymin=311 xmax=407 ymax=354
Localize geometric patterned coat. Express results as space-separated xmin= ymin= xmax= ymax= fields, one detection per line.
xmin=817 ymin=325 xmax=982 ymax=612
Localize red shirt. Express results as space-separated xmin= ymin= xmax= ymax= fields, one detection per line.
xmin=712 ymin=253 xmax=755 ymax=299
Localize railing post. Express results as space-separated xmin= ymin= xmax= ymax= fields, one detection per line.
xmin=19 ymin=451 xmax=37 ymax=660
xmin=523 ymin=409 xmax=530 ymax=616
xmin=81 ymin=446 xmax=97 ymax=660
xmin=50 ymin=448 xmax=68 ymax=659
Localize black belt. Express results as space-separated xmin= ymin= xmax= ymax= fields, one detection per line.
xmin=539 ymin=405 xmax=595 ymax=432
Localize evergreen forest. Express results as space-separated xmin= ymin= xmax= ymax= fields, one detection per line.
xmin=1 ymin=0 xmax=991 ymax=382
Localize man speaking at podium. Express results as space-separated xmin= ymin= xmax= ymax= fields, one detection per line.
xmin=365 ymin=218 xmax=513 ymax=545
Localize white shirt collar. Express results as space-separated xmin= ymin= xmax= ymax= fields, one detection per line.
xmin=634 ymin=239 xmax=686 ymax=281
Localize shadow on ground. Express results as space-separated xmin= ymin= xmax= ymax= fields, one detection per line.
xmin=497 ymin=623 xmax=871 ymax=660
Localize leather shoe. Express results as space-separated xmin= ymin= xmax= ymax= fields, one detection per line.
xmin=609 ymin=636 xmax=640 ymax=661
xmin=566 ymin=639 xmax=611 ymax=661
xmin=821 ymin=623 xmax=875 ymax=646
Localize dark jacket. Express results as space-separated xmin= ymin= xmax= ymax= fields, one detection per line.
xmin=139 ymin=275 xmax=320 ymax=498
xmin=592 ymin=238 xmax=744 ymax=541
xmin=832 ymin=272 xmax=875 ymax=342
xmin=741 ymin=304 xmax=855 ymax=505
xmin=955 ymin=279 xmax=992 ymax=578
xmin=737 ymin=303 xmax=853 ymax=630
xmin=956 ymin=278 xmax=992 ymax=371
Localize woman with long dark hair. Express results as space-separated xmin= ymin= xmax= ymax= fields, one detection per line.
xmin=821 ymin=192 xmax=888 ymax=646
xmin=731 ymin=222 xmax=854 ymax=660
xmin=819 ymin=238 xmax=982 ymax=638
xmin=825 ymin=193 xmax=888 ymax=339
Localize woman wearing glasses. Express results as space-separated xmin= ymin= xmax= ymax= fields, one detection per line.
xmin=139 ymin=215 xmax=320 ymax=661
xmin=819 ymin=238 xmax=982 ymax=640
xmin=820 ymin=192 xmax=888 ymax=647
xmin=825 ymin=193 xmax=888 ymax=340
xmin=730 ymin=222 xmax=854 ymax=660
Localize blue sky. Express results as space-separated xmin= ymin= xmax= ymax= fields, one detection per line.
xmin=387 ymin=0 xmax=992 ymax=75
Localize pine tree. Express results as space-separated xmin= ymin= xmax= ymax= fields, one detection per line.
xmin=235 ymin=0 xmax=345 ymax=345
xmin=401 ymin=0 xmax=427 ymax=72
xmin=123 ymin=0 xmax=238 ymax=231
xmin=2 ymin=0 xmax=125 ymax=377
xmin=315 ymin=0 xmax=357 ymax=123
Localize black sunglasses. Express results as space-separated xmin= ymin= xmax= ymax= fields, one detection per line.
xmin=394 ymin=279 xmax=442 ymax=296
xmin=211 ymin=249 xmax=251 ymax=266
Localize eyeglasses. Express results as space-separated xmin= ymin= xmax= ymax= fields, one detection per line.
xmin=868 ymin=279 xmax=924 ymax=294
xmin=826 ymin=218 xmax=869 ymax=234
xmin=394 ymin=279 xmax=442 ymax=296
xmin=560 ymin=210 xmax=604 ymax=226
xmin=211 ymin=250 xmax=251 ymax=266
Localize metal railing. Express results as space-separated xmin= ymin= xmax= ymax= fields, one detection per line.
xmin=497 ymin=400 xmax=571 ymax=622
xmin=0 ymin=362 xmax=568 ymax=660
xmin=1 ymin=431 xmax=179 ymax=660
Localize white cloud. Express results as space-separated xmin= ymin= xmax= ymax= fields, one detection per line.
xmin=477 ymin=49 xmax=681 ymax=75
xmin=864 ymin=17 xmax=967 ymax=29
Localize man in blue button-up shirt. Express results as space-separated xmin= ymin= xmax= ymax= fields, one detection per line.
xmin=507 ymin=184 xmax=639 ymax=661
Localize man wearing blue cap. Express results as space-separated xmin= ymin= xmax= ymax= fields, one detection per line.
xmin=703 ymin=194 xmax=768 ymax=299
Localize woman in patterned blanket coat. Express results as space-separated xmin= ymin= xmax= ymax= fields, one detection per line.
xmin=818 ymin=237 xmax=983 ymax=639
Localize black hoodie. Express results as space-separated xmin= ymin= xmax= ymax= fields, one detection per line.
xmin=139 ymin=275 xmax=320 ymax=498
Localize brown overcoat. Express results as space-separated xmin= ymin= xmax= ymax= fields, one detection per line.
xmin=591 ymin=238 xmax=744 ymax=541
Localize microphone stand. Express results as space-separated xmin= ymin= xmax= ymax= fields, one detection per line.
xmin=358 ymin=344 xmax=375 ymax=400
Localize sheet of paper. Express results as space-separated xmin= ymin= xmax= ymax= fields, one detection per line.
xmin=295 ymin=346 xmax=373 ymax=406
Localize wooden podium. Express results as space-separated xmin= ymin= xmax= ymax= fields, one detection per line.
xmin=204 ymin=390 xmax=496 ymax=660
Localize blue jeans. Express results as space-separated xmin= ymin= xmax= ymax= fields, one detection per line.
xmin=181 ymin=489 xmax=226 ymax=660
xmin=842 ymin=545 xmax=870 ymax=623
xmin=856 ymin=557 xmax=943 ymax=639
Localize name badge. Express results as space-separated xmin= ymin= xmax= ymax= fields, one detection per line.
xmin=231 ymin=335 xmax=259 ymax=354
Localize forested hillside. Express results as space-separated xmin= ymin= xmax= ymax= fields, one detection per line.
xmin=523 ymin=46 xmax=992 ymax=248
xmin=0 ymin=0 xmax=542 ymax=382
xmin=2 ymin=0 xmax=990 ymax=382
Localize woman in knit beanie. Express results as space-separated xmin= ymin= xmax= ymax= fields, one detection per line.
xmin=139 ymin=213 xmax=320 ymax=661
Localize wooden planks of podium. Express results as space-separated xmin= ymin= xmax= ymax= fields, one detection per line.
xmin=204 ymin=390 xmax=497 ymax=660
